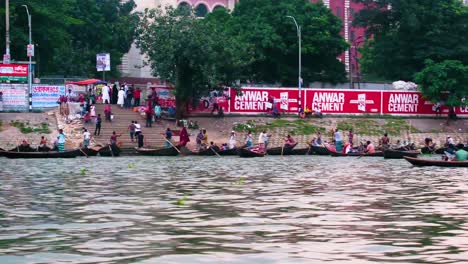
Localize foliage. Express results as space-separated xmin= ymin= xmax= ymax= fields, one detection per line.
xmin=10 ymin=121 xmax=50 ymax=134
xmin=233 ymin=119 xmax=326 ymax=135
xmin=230 ymin=0 xmax=348 ymax=85
xmin=415 ymin=60 xmax=468 ymax=107
xmin=353 ymin=0 xmax=468 ymax=80
xmin=136 ymin=7 xmax=250 ymax=118
xmin=0 ymin=0 xmax=139 ymax=78
xmin=337 ymin=118 xmax=418 ymax=136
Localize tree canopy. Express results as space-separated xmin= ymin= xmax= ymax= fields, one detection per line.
xmin=415 ymin=60 xmax=468 ymax=107
xmin=230 ymin=0 xmax=348 ymax=85
xmin=0 ymin=0 xmax=139 ymax=78
xmin=136 ymin=6 xmax=251 ymax=118
xmin=353 ymin=0 xmax=468 ymax=81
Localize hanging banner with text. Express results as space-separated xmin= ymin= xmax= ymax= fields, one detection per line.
xmin=229 ymin=87 xmax=300 ymax=114
xmin=32 ymin=85 xmax=66 ymax=108
xmin=304 ymin=89 xmax=382 ymax=114
xmin=0 ymin=64 xmax=28 ymax=82
xmin=0 ymin=84 xmax=28 ymax=111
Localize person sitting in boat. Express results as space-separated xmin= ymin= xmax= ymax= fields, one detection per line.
xmin=443 ymin=144 xmax=457 ymax=161
xmin=343 ymin=142 xmax=353 ymax=154
xmin=455 ymin=147 xmax=468 ymax=161
xmin=245 ymin=130 xmax=253 ymax=149
xmin=110 ymin=131 xmax=121 ymax=146
xmin=165 ymin=128 xmax=173 ymax=148
xmin=380 ymin=133 xmax=390 ymax=150
xmin=310 ymin=133 xmax=323 ymax=146
xmin=445 ymin=136 xmax=455 ymax=147
xmin=284 ymin=135 xmax=296 ymax=147
xmin=365 ymin=140 xmax=375 ymax=154
xmin=37 ymin=136 xmax=50 ymax=152
xmin=201 ymin=129 xmax=208 ymax=149
xmin=356 ymin=141 xmax=366 ymax=153
xmin=221 ymin=143 xmax=228 ymax=151
xmin=209 ymin=141 xmax=220 ymax=152
xmin=424 ymin=138 xmax=436 ymax=152
xmin=196 ymin=130 xmax=204 ymax=151
xmin=228 ymin=131 xmax=237 ymax=149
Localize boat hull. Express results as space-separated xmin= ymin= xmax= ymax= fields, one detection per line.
xmin=99 ymin=145 xmax=121 ymax=157
xmin=136 ymin=147 xmax=179 ymax=156
xmin=266 ymin=143 xmax=297 ymax=155
xmin=310 ymin=145 xmax=333 ymax=155
xmin=2 ymin=149 xmax=81 ymax=159
xmin=331 ymin=151 xmax=383 ymax=157
xmin=384 ymin=149 xmax=420 ymax=159
xmin=404 ymin=156 xmax=468 ymax=167
xmin=239 ymin=148 xmax=265 ymax=158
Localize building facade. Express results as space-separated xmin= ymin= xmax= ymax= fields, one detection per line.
xmin=121 ymin=0 xmax=366 ymax=83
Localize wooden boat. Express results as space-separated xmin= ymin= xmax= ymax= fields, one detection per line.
xmin=136 ymin=146 xmax=179 ymax=156
xmin=291 ymin=147 xmax=311 ymax=155
xmin=421 ymin=146 xmax=436 ymax=154
xmin=384 ymin=149 xmax=420 ymax=159
xmin=310 ymin=145 xmax=333 ymax=155
xmin=239 ymin=148 xmax=265 ymax=158
xmin=194 ymin=147 xmax=221 ymax=156
xmin=99 ymin=144 xmax=121 ymax=157
xmin=404 ymin=156 xmax=468 ymax=167
xmin=330 ymin=151 xmax=383 ymax=157
xmin=434 ymin=147 xmax=447 ymax=154
xmin=79 ymin=147 xmax=100 ymax=156
xmin=266 ymin=143 xmax=298 ymax=155
xmin=218 ymin=148 xmax=239 ymax=156
xmin=2 ymin=149 xmax=81 ymax=159
xmin=9 ymin=145 xmax=37 ymax=152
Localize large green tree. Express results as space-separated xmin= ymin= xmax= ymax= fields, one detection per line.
xmin=354 ymin=0 xmax=468 ymax=80
xmin=136 ymin=7 xmax=251 ymax=118
xmin=0 ymin=0 xmax=138 ymax=78
xmin=229 ymin=0 xmax=348 ymax=85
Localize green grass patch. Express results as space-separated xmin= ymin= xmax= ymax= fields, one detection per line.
xmin=9 ymin=121 xmax=51 ymax=134
xmin=337 ymin=118 xmax=420 ymax=136
xmin=233 ymin=119 xmax=326 ymax=135
xmin=383 ymin=119 xmax=420 ymax=135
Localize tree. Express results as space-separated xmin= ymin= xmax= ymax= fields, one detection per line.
xmin=415 ymin=60 xmax=468 ymax=121
xmin=354 ymin=0 xmax=468 ymax=80
xmin=136 ymin=7 xmax=250 ymax=118
xmin=0 ymin=0 xmax=139 ymax=78
xmin=229 ymin=0 xmax=348 ymax=85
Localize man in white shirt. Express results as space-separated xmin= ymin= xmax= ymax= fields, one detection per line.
xmin=102 ymin=84 xmax=110 ymax=104
xmin=83 ymin=128 xmax=91 ymax=148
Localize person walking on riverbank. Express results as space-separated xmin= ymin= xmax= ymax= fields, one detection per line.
xmin=57 ymin=129 xmax=66 ymax=152
xmin=110 ymin=131 xmax=121 ymax=145
xmin=94 ymin=114 xmax=102 ymax=136
xmin=104 ymin=103 xmax=112 ymax=122
xmin=102 ymin=84 xmax=110 ymax=104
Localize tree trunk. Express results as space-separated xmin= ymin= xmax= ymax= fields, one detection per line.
xmin=175 ymin=65 xmax=193 ymax=120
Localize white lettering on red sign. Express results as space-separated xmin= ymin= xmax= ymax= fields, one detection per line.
xmin=459 ymin=106 xmax=468 ymax=113
xmin=388 ymin=94 xmax=419 ymax=112
xmin=234 ymin=91 xmax=269 ymax=111
xmin=311 ymin=92 xmax=344 ymax=111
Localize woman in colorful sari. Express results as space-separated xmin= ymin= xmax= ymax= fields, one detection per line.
xmin=57 ymin=129 xmax=66 ymax=152
xmin=178 ymin=127 xmax=190 ymax=147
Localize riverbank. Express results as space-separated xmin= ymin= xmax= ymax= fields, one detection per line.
xmin=0 ymin=112 xmax=466 ymax=150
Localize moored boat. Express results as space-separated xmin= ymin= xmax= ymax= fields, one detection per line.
xmin=404 ymin=156 xmax=468 ymax=167
xmin=239 ymin=148 xmax=265 ymax=158
xmin=136 ymin=146 xmax=179 ymax=156
xmin=290 ymin=147 xmax=311 ymax=155
xmin=193 ymin=147 xmax=220 ymax=156
xmin=99 ymin=144 xmax=121 ymax=157
xmin=310 ymin=145 xmax=334 ymax=155
xmin=330 ymin=151 xmax=383 ymax=157
xmin=2 ymin=149 xmax=81 ymax=159
xmin=218 ymin=148 xmax=239 ymax=156
xmin=266 ymin=143 xmax=298 ymax=155
xmin=79 ymin=147 xmax=100 ymax=157
xmin=384 ymin=149 xmax=420 ymax=159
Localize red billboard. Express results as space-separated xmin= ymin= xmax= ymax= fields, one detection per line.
xmin=0 ymin=64 xmax=28 ymax=81
xmin=230 ymin=87 xmax=300 ymax=114
xmin=304 ymin=89 xmax=381 ymax=114
xmin=382 ymin=91 xmax=435 ymax=115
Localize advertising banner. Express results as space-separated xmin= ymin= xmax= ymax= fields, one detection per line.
xmin=0 ymin=64 xmax=28 ymax=82
xmin=96 ymin=53 xmax=111 ymax=72
xmin=32 ymin=85 xmax=66 ymax=108
xmin=0 ymin=84 xmax=28 ymax=110
xmin=382 ymin=91 xmax=436 ymax=115
xmin=230 ymin=87 xmax=300 ymax=114
xmin=190 ymin=89 xmax=230 ymax=113
xmin=304 ymin=89 xmax=381 ymax=114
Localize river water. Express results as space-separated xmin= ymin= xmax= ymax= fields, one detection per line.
xmin=0 ymin=156 xmax=467 ymax=264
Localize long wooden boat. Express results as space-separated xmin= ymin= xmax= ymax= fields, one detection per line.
xmin=79 ymin=147 xmax=100 ymax=156
xmin=136 ymin=146 xmax=179 ymax=156
xmin=218 ymin=148 xmax=239 ymax=156
xmin=310 ymin=145 xmax=334 ymax=155
xmin=2 ymin=149 xmax=81 ymax=159
xmin=239 ymin=148 xmax=265 ymax=158
xmin=9 ymin=145 xmax=37 ymax=152
xmin=330 ymin=151 xmax=384 ymax=157
xmin=384 ymin=149 xmax=420 ymax=159
xmin=194 ymin=147 xmax=221 ymax=156
xmin=266 ymin=143 xmax=298 ymax=155
xmin=404 ymin=156 xmax=468 ymax=167
xmin=434 ymin=147 xmax=447 ymax=155
xmin=99 ymin=144 xmax=121 ymax=157
xmin=291 ymin=147 xmax=311 ymax=155
xmin=421 ymin=146 xmax=436 ymax=154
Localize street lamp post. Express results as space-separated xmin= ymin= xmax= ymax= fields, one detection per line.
xmin=286 ymin=16 xmax=302 ymax=105
xmin=22 ymin=5 xmax=33 ymax=112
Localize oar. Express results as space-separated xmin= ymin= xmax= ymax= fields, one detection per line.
xmin=210 ymin=146 xmax=222 ymax=158
xmin=79 ymin=148 xmax=89 ymax=158
xmin=281 ymin=144 xmax=285 ymax=157
xmin=108 ymin=144 xmax=114 ymax=157
xmin=162 ymin=135 xmax=182 ymax=154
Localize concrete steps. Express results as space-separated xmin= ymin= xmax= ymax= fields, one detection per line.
xmin=84 ymin=104 xmax=177 ymax=148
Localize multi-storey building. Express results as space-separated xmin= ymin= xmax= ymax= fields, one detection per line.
xmin=122 ymin=0 xmax=367 ymax=83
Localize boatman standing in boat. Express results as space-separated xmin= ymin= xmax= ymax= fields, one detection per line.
xmin=83 ymin=129 xmax=91 ymax=148
xmin=57 ymin=129 xmax=66 ymax=152
xmin=380 ymin=133 xmax=390 ymax=149
xmin=258 ymin=130 xmax=267 ymax=151
xmin=245 ymin=130 xmax=253 ymax=149
xmin=228 ymin=131 xmax=237 ymax=149
xmin=335 ymin=129 xmax=343 ymax=152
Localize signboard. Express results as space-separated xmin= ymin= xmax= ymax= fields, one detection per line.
xmin=0 ymin=64 xmax=28 ymax=82
xmin=304 ymin=89 xmax=381 ymax=114
xmin=27 ymin=44 xmax=35 ymax=57
xmin=0 ymin=84 xmax=28 ymax=111
xmin=32 ymin=85 xmax=66 ymax=108
xmin=190 ymin=89 xmax=230 ymax=113
xmin=96 ymin=53 xmax=111 ymax=72
xmin=3 ymin=54 xmax=10 ymax=64
xmin=382 ymin=91 xmax=435 ymax=115
xmin=230 ymin=87 xmax=300 ymax=114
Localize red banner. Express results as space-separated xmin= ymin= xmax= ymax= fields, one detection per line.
xmin=230 ymin=87 xmax=300 ymax=114
xmin=382 ymin=91 xmax=435 ymax=115
xmin=0 ymin=64 xmax=28 ymax=76
xmin=304 ymin=89 xmax=381 ymax=114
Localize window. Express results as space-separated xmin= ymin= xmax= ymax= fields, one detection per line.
xmin=195 ymin=4 xmax=208 ymax=18
xmin=213 ymin=5 xmax=226 ymax=12
xmin=177 ymin=2 xmax=191 ymax=14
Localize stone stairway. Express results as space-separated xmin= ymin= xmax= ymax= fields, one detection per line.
xmin=84 ymin=104 xmax=176 ymax=149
